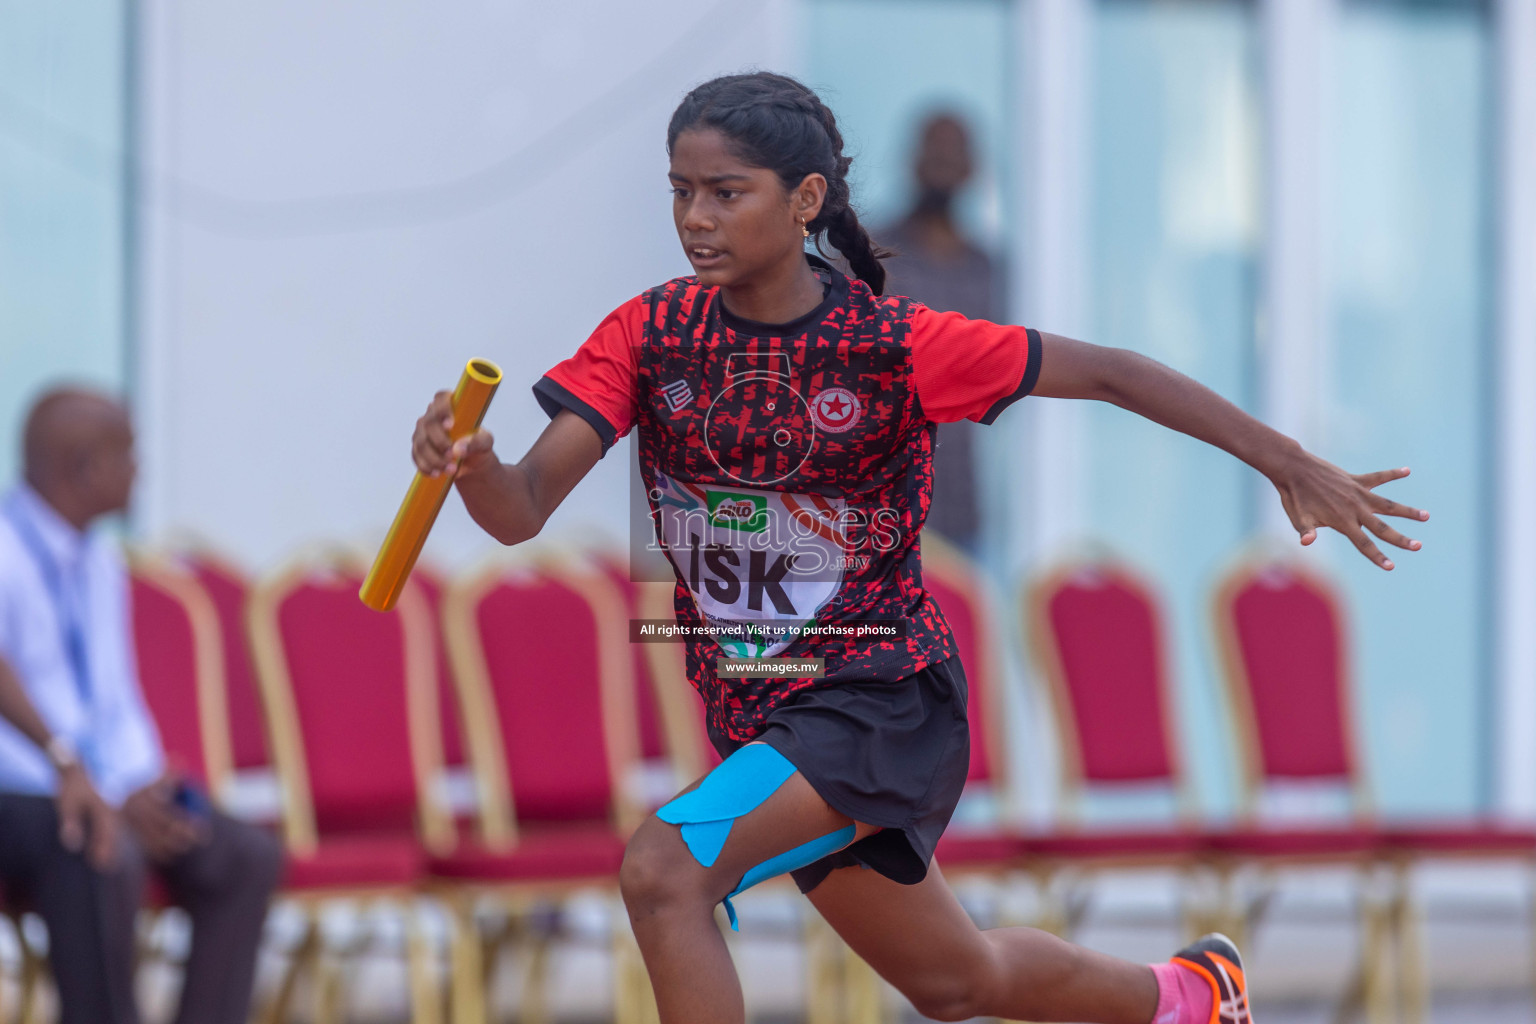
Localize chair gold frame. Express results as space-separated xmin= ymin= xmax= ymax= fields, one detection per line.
xmin=247 ymin=550 xmax=452 ymax=1024
xmin=439 ymin=545 xmax=647 ymax=1024
xmin=1211 ymin=553 xmax=1536 ymax=1024
xmin=1210 ymin=554 xmax=1400 ymax=1024
xmin=1022 ymin=556 xmax=1220 ymax=951
xmin=923 ymin=533 xmax=1018 ymax=822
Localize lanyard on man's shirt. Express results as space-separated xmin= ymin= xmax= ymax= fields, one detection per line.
xmin=3 ymin=499 xmax=96 ymax=720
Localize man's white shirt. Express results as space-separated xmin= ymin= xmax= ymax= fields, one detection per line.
xmin=0 ymin=485 xmax=163 ymax=806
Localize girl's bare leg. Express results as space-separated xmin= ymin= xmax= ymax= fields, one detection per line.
xmin=618 ymin=765 xmax=876 ymax=1024
xmin=621 ymin=755 xmax=1165 ymax=1024
xmin=808 ymin=859 xmax=1161 ymax=1023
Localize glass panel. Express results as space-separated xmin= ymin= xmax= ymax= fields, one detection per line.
xmin=0 ymin=1 xmax=130 ymax=486
xmin=1085 ymin=0 xmax=1262 ymax=815
xmin=1324 ymin=0 xmax=1492 ymax=814
xmin=803 ymin=0 xmax=1011 ymax=246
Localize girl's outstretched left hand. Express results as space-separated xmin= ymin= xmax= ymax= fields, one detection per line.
xmin=1269 ymin=454 xmax=1428 ymax=570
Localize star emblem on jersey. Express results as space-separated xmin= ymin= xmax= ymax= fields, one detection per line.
xmin=809 ymin=387 xmax=861 ymax=433
xmin=662 ymin=379 xmax=694 ymax=413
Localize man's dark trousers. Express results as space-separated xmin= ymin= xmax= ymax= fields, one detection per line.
xmin=0 ymin=793 xmax=283 ymax=1024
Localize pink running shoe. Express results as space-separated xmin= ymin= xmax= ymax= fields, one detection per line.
xmin=1171 ymin=933 xmax=1253 ymax=1024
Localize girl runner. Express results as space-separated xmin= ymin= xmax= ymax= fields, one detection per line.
xmin=411 ymin=71 xmax=1425 ymax=1024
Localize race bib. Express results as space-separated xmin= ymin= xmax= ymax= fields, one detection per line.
xmin=651 ymin=474 xmax=850 ymax=658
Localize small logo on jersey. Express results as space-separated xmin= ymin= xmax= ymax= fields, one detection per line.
xmin=810 ymin=387 xmax=861 ymax=433
xmin=707 ymin=491 xmax=768 ymax=532
xmin=662 ymin=379 xmax=693 ymax=412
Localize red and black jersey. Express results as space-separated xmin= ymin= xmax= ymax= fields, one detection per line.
xmin=534 ymin=255 xmax=1040 ymax=744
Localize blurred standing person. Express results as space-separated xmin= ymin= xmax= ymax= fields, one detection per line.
xmin=0 ymin=387 xmax=282 ymax=1024
xmin=878 ymin=112 xmax=1001 ymax=555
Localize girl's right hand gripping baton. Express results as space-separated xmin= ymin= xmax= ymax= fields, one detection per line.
xmin=359 ymin=358 xmax=503 ymax=612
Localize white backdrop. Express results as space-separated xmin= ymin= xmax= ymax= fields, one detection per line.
xmin=135 ymin=0 xmax=795 ymax=571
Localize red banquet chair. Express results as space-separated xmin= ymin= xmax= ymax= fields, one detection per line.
xmin=634 ymin=570 xmax=720 ymax=786
xmin=923 ymin=536 xmax=1028 ymax=875
xmin=1209 ymin=561 xmax=1388 ymax=861
xmin=406 ymin=563 xmax=468 ymax=773
xmin=131 ymin=554 xmax=236 ymax=796
xmin=1021 ymin=559 xmax=1213 ymax=936
xmin=180 ymin=551 xmax=268 ymax=775
xmin=1213 ymin=557 xmax=1536 ymax=1023
xmin=593 ymin=549 xmax=672 ymax=770
xmin=126 ymin=555 xmax=243 ymax=997
xmin=247 ymin=553 xmax=453 ymax=1024
xmin=433 ymin=548 xmax=645 ymax=1024
xmin=176 ymin=548 xmax=300 ymax=832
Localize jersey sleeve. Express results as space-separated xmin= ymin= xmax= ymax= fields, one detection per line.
xmin=532 ymin=296 xmax=643 ymax=456
xmin=909 ymin=305 xmax=1042 ymax=425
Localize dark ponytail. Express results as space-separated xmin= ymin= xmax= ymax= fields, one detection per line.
xmin=667 ymin=72 xmax=892 ymax=295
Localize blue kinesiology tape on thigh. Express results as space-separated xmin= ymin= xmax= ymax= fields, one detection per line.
xmin=657 ymin=743 xmax=798 ymax=868
xmin=720 ymin=824 xmax=856 ymax=930
xmin=655 ymin=744 xmax=858 ymax=931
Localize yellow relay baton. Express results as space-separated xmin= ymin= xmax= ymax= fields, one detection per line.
xmin=359 ymin=358 xmax=503 ymax=612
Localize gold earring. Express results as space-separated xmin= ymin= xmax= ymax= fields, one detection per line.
xmin=801 ymin=220 xmax=810 ymax=238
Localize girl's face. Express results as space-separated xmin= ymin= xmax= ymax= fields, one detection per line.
xmin=669 ymin=128 xmax=824 ymax=290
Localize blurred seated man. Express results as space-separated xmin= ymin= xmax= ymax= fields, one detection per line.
xmin=0 ymin=387 xmax=282 ymax=1024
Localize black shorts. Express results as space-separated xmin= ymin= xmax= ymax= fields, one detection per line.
xmin=708 ymin=656 xmax=970 ymax=894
